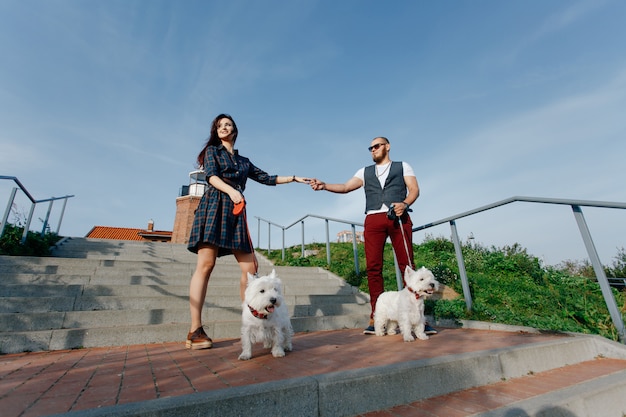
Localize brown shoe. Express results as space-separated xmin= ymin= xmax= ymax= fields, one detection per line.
xmin=186 ymin=326 xmax=213 ymax=350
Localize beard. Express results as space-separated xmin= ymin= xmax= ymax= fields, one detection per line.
xmin=371 ymin=149 xmax=388 ymax=163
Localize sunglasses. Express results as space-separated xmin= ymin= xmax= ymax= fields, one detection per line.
xmin=368 ymin=143 xmax=386 ymax=152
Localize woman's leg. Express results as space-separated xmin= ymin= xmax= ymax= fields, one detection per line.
xmin=233 ymin=250 xmax=258 ymax=301
xmin=189 ymin=244 xmax=218 ymax=332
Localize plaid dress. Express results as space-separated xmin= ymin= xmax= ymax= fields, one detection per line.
xmin=187 ymin=144 xmax=277 ymax=256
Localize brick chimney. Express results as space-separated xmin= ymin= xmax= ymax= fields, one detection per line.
xmin=171 ymin=170 xmax=206 ymax=244
xmin=171 ymin=195 xmax=202 ymax=244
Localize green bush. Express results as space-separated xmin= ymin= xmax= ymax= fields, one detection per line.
xmin=258 ymin=235 xmax=626 ymax=341
xmin=0 ymin=223 xmax=60 ymax=256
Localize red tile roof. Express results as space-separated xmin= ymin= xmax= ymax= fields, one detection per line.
xmin=85 ymin=226 xmax=172 ymax=241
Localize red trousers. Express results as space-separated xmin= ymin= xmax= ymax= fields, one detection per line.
xmin=363 ymin=212 xmax=414 ymax=319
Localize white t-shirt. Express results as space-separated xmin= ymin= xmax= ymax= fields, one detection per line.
xmin=354 ymin=161 xmax=416 ymax=215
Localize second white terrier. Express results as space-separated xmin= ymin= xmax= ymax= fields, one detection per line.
xmin=238 ymin=269 xmax=293 ymax=360
xmin=374 ymin=266 xmax=439 ymax=342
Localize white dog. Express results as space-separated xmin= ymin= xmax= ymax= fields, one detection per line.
xmin=374 ymin=266 xmax=439 ymax=342
xmin=238 ymin=269 xmax=293 ymax=360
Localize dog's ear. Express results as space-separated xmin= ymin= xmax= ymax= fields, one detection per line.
xmin=404 ymin=265 xmax=415 ymax=276
xmin=269 ymin=269 xmax=277 ymax=279
xmin=246 ymin=272 xmax=257 ymax=285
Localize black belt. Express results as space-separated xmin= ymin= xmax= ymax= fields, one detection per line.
xmin=221 ymin=177 xmax=243 ymax=191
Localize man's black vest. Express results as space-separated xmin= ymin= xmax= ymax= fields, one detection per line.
xmin=363 ymin=161 xmax=406 ymax=213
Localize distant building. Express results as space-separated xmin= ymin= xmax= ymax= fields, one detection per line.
xmin=85 ymin=220 xmax=172 ymax=242
xmin=84 ymin=170 xmax=204 ymax=244
xmin=171 ymin=170 xmax=205 ymax=244
xmin=337 ymin=230 xmax=364 ymax=244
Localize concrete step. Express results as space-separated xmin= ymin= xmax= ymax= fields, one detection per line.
xmin=0 ymin=261 xmax=337 ymax=278
xmin=0 ymin=280 xmax=360 ymax=297
xmin=0 ymin=274 xmax=356 ymax=288
xmin=0 ymin=313 xmax=370 ymax=354
xmin=362 ymin=334 xmax=626 ymax=417
xmin=470 ymin=369 xmax=626 ymax=417
xmin=50 ymin=237 xmax=199 ymax=259
xmin=0 ymin=293 xmax=368 ymax=315
xmin=0 ymin=303 xmax=370 ymax=332
xmin=0 ymin=238 xmax=371 ymax=354
xmin=11 ymin=329 xmax=625 ymax=417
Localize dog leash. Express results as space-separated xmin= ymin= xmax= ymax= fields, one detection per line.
xmin=240 ymin=201 xmax=259 ymax=273
xmin=393 ymin=205 xmax=414 ymax=270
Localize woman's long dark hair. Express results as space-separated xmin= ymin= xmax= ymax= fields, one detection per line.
xmin=196 ymin=114 xmax=239 ymax=168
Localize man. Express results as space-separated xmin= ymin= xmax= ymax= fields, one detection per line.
xmin=310 ymin=137 xmax=436 ymax=335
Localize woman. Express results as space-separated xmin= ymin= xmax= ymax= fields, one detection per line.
xmin=186 ymin=113 xmax=308 ymax=349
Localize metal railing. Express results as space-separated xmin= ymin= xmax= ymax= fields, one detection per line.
xmin=255 ymin=196 xmax=626 ymax=343
xmin=255 ymin=214 xmax=364 ymax=276
xmin=413 ymin=196 xmax=626 ymax=343
xmin=0 ymin=175 xmax=74 ymax=243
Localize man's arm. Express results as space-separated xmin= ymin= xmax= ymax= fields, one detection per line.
xmin=310 ymin=176 xmax=363 ymax=193
xmin=392 ymin=175 xmax=419 ymax=217
xmin=403 ymin=176 xmax=419 ymax=206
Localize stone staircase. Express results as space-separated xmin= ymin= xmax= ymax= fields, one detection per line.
xmin=4 ymin=239 xmax=626 ymax=417
xmin=0 ymin=237 xmax=370 ymax=354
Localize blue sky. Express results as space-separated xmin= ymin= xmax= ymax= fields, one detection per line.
xmin=1 ymin=0 xmax=625 ymax=266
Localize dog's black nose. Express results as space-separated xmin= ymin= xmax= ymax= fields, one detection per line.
xmin=429 ymin=283 xmax=435 ymax=288
xmin=270 ymin=297 xmax=277 ymax=304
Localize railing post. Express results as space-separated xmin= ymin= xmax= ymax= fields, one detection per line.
xmin=56 ymin=197 xmax=69 ymax=235
xmin=450 ymin=220 xmax=473 ymax=311
xmin=300 ymin=221 xmax=305 ymax=258
xmin=281 ymin=227 xmax=285 ymax=261
xmin=1 ymin=187 xmax=18 ymax=239
xmin=325 ymin=219 xmax=331 ymax=266
xmin=572 ymin=205 xmax=625 ymax=343
xmin=2 ymin=177 xmax=74 ymax=238
xmin=267 ymin=222 xmax=271 ymax=255
xmin=392 ymin=247 xmax=403 ymax=290
xmin=41 ymin=200 xmax=54 ymax=236
xmin=351 ymin=224 xmax=360 ymax=276
xmin=21 ymin=203 xmax=36 ymax=244
xmin=257 ymin=218 xmax=260 ymax=249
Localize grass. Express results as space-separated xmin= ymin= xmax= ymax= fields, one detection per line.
xmin=259 ymin=235 xmax=626 ymax=342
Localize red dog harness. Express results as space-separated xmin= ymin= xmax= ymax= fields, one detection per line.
xmin=248 ymin=305 xmax=269 ymax=319
xmin=407 ymin=286 xmax=421 ymax=300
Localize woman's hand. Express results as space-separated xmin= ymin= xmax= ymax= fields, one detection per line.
xmin=229 ymin=190 xmax=244 ymax=204
xmin=279 ymin=175 xmax=310 ymax=184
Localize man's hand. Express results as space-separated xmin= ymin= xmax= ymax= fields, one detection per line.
xmin=309 ymin=178 xmax=326 ymax=191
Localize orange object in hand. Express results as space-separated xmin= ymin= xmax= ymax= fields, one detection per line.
xmin=233 ymin=199 xmax=245 ymax=216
